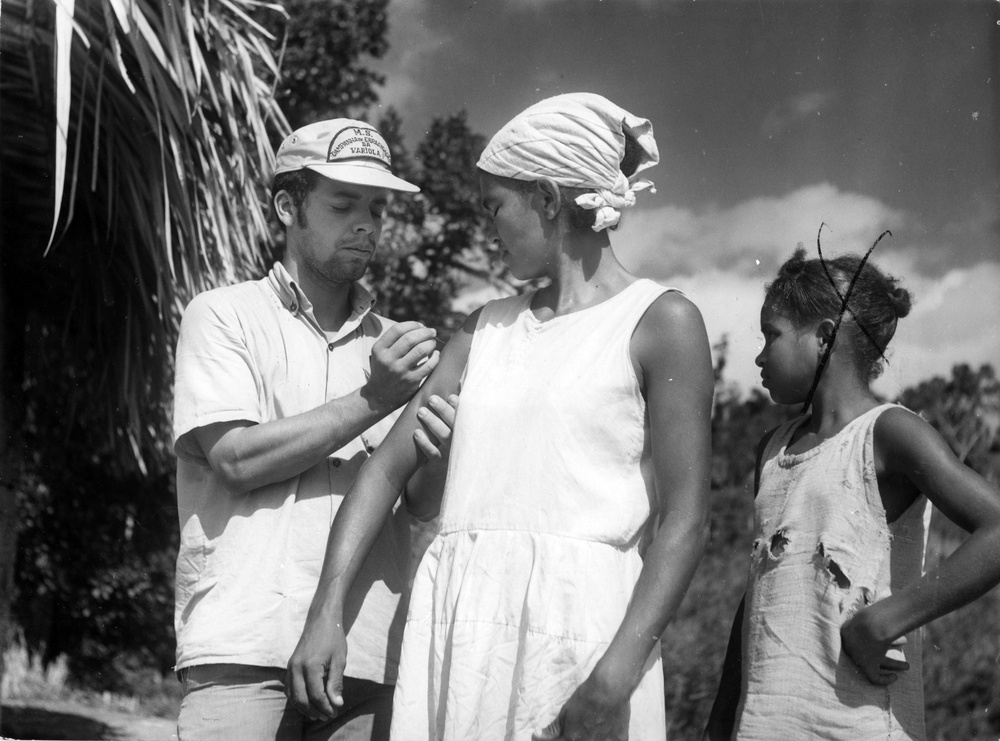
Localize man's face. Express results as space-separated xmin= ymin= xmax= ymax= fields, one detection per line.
xmin=282 ymin=176 xmax=389 ymax=285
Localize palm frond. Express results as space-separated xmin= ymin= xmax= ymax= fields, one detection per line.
xmin=1 ymin=0 xmax=291 ymax=469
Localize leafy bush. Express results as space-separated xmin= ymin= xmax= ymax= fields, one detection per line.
xmin=15 ymin=456 xmax=178 ymax=686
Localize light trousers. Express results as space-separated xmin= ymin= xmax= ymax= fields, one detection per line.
xmin=176 ymin=664 xmax=393 ymax=741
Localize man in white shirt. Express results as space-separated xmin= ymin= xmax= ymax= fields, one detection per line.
xmin=172 ymin=119 xmax=453 ymax=740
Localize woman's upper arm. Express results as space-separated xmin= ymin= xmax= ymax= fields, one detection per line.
xmin=632 ymin=292 xmax=714 ymax=512
xmin=876 ymin=407 xmax=1000 ymax=532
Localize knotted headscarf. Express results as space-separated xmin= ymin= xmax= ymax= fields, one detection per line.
xmin=476 ymin=92 xmax=659 ymax=231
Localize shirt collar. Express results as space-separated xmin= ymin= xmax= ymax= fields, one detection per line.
xmin=266 ymin=262 xmax=378 ymax=334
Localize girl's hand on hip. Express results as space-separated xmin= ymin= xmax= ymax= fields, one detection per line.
xmin=841 ymin=605 xmax=910 ymax=685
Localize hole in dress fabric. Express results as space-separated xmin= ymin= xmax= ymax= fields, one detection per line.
xmin=813 ymin=543 xmax=851 ymax=589
xmin=769 ymin=529 xmax=789 ymax=557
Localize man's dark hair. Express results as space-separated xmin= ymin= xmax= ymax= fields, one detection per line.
xmin=270 ymin=168 xmax=324 ymax=227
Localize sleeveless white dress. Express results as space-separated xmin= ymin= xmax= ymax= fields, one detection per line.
xmin=390 ymin=279 xmax=672 ymax=740
xmin=735 ymin=404 xmax=930 ymax=740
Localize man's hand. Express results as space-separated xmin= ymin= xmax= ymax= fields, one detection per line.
xmin=363 ymin=322 xmax=440 ymax=412
xmin=413 ymin=394 xmax=459 ymax=463
xmin=286 ymin=612 xmax=348 ymax=720
xmin=841 ymin=606 xmax=910 ymax=685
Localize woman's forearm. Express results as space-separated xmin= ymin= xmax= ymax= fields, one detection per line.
xmin=311 ymin=452 xmax=415 ymax=616
xmin=592 ymin=507 xmax=710 ymax=695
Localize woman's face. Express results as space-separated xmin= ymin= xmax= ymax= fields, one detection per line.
xmin=478 ymin=172 xmax=551 ymax=280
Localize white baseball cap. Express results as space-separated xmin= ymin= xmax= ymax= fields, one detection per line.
xmin=274 ymin=119 xmax=420 ymax=193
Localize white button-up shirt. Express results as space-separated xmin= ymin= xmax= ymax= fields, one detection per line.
xmin=172 ymin=262 xmax=409 ymax=682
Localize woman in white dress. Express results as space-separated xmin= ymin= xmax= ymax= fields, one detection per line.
xmin=288 ymin=93 xmax=715 ymax=741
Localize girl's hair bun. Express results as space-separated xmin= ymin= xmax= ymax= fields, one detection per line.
xmin=887 ymin=284 xmax=912 ymax=319
xmin=780 ymin=248 xmax=809 ymax=276
xmin=765 ymin=242 xmax=914 ymax=382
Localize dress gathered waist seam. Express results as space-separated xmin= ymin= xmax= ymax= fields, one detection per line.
xmin=435 ymin=523 xmax=640 ymax=551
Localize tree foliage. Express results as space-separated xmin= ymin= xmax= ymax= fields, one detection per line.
xmin=899 ymin=363 xmax=1000 ymax=481
xmin=258 ymin=0 xmax=390 ymax=129
xmin=12 ymin=318 xmax=177 ymax=677
xmin=1 ymin=0 xmax=289 ymax=465
xmin=368 ymin=109 xmax=508 ymax=333
xmin=1 ymin=0 xmax=289 ymax=697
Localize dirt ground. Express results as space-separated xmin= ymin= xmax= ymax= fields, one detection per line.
xmin=1 ymin=700 xmax=177 ymax=741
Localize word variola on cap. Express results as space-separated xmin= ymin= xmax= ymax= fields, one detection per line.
xmin=327 ymin=127 xmax=391 ymax=162
xmin=273 ymin=118 xmax=420 ymax=193
xmin=477 ymin=92 xmax=660 ymax=232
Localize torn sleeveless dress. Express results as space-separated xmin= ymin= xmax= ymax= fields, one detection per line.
xmin=735 ymin=403 xmax=930 ymax=740
xmin=390 ymin=279 xmax=672 ymax=741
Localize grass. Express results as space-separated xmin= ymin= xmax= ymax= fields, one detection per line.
xmin=1 ymin=631 xmax=70 ymax=703
xmin=2 ymin=631 xmax=183 ymax=720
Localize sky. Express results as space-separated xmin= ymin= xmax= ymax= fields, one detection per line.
xmin=369 ymin=0 xmax=999 ymax=398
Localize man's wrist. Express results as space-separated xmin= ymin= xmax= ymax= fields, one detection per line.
xmin=358 ymin=380 xmax=395 ymax=417
xmin=306 ymin=577 xmax=348 ymax=625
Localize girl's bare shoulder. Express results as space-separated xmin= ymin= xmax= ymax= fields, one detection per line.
xmin=873 ymin=406 xmax=944 ymax=463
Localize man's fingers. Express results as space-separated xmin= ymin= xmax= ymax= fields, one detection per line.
xmin=401 ymin=337 xmax=440 ymax=368
xmin=303 ymin=662 xmax=336 ymax=719
xmin=325 ymin=668 xmax=345 ymax=712
xmin=379 ymin=325 xmax=437 ymax=360
xmin=412 ymin=350 xmax=441 ymax=379
xmin=372 ymin=321 xmax=428 ymax=351
xmin=286 ymin=663 xmax=312 ymax=716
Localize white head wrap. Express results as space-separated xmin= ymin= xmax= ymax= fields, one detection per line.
xmin=476 ymin=92 xmax=659 ymax=232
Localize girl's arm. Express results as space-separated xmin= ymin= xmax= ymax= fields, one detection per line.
xmin=286 ymin=310 xmax=478 ymax=720
xmin=841 ymin=406 xmax=1000 ymax=683
xmin=555 ymin=292 xmax=714 ymax=740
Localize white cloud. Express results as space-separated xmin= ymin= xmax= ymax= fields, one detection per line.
xmin=873 ymin=257 xmax=1000 ymax=398
xmin=611 ymin=185 xmax=999 ymax=398
xmin=616 ymin=182 xmax=905 ymax=278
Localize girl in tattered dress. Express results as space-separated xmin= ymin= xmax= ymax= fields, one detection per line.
xmin=706 ymin=248 xmax=1000 ymax=740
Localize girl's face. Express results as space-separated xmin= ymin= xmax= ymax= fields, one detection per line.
xmin=755 ymin=305 xmax=823 ymax=405
xmin=478 ymin=172 xmax=552 ymax=280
